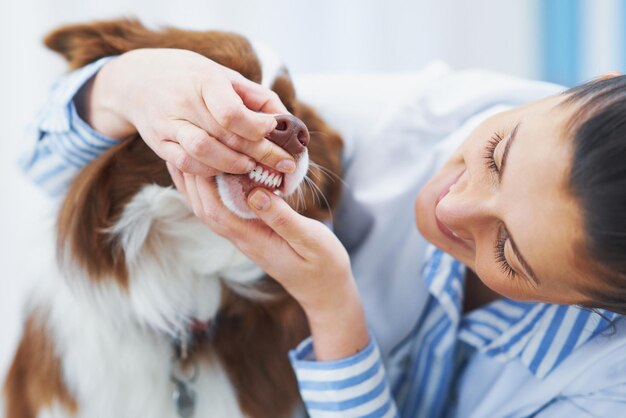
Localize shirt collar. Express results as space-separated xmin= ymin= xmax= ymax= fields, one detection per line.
xmin=422 ymin=245 xmax=621 ymax=379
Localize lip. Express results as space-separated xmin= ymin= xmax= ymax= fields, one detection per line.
xmin=435 ymin=169 xmax=471 ymax=248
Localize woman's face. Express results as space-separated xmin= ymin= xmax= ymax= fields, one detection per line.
xmin=415 ymin=94 xmax=593 ymax=305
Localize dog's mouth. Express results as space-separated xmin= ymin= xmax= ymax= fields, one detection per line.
xmin=215 ymin=114 xmax=310 ymax=219
xmin=215 ymin=151 xmax=309 ymax=219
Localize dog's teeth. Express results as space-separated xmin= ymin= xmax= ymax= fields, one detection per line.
xmin=247 ymin=167 xmax=284 ymax=188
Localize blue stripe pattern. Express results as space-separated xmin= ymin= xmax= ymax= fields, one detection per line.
xmin=20 ymin=56 xmax=118 ymax=197
xmin=290 ymin=337 xmax=398 ymax=417
xmin=290 ymin=245 xmax=621 ymax=417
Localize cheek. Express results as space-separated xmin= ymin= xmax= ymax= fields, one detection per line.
xmin=472 ymin=255 xmax=534 ymax=300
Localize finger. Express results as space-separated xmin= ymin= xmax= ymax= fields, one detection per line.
xmin=174 ymin=121 xmax=255 ymax=174
xmin=226 ymin=69 xmax=289 ymax=114
xmin=247 ymin=188 xmax=320 ymax=254
xmin=183 ymin=173 xmax=207 ymax=222
xmin=166 ymin=162 xmax=189 ymax=203
xmin=193 ymin=175 xmax=250 ymax=238
xmin=194 ymin=177 xmax=299 ymax=260
xmin=158 ymin=141 xmax=216 ymax=176
xmin=202 ymin=79 xmax=277 ymax=142
xmin=219 ymin=135 xmax=295 ymax=173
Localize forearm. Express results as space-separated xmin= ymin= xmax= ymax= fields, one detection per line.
xmin=304 ymin=280 xmax=370 ymax=361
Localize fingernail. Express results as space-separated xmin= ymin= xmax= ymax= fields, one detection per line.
xmin=277 ymin=159 xmax=296 ymax=173
xmin=264 ymin=118 xmax=278 ymax=137
xmin=249 ymin=190 xmax=270 ymax=211
xmin=246 ymin=160 xmax=256 ymax=172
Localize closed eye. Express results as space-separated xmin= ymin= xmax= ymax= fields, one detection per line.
xmin=484 ymin=133 xmax=517 ymax=279
xmin=484 ymin=131 xmax=504 ymax=174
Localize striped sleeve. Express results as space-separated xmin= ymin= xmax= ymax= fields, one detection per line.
xmin=19 ymin=56 xmax=119 ymax=197
xmin=289 ymin=336 xmax=398 ymax=418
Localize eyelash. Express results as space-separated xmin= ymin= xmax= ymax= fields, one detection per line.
xmin=483 ymin=132 xmax=504 ymax=174
xmin=495 ymin=227 xmax=516 ymax=279
xmin=485 ymin=131 xmax=516 ymax=279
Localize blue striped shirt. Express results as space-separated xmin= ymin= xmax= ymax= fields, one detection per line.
xmin=23 ymin=61 xmax=626 ymax=418
xmin=290 ymin=245 xmax=621 ymax=418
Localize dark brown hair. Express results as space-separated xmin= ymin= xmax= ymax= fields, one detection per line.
xmin=563 ymin=76 xmax=626 ymax=315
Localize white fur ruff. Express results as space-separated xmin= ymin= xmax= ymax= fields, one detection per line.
xmin=18 ymin=186 xmax=266 ymax=418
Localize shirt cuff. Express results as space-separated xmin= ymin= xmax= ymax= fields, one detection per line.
xmin=289 ymin=335 xmax=398 ymax=418
xmin=20 ymin=56 xmax=119 ymax=196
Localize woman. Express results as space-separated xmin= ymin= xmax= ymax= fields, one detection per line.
xmin=23 ymin=49 xmax=626 ymax=417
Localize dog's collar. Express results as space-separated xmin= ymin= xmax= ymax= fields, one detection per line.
xmin=169 ymin=317 xmax=219 ymax=417
xmin=172 ymin=319 xmax=217 ymax=360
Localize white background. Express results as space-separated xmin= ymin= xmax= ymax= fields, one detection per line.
xmin=0 ymin=0 xmax=620 ymax=378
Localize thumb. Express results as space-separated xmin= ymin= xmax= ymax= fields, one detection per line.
xmin=247 ymin=188 xmax=311 ymax=244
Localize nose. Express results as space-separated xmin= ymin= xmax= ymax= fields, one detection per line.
xmin=266 ymin=114 xmax=310 ymax=156
xmin=436 ymin=171 xmax=497 ymax=240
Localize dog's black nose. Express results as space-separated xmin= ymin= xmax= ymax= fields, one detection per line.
xmin=266 ymin=114 xmax=310 ymax=156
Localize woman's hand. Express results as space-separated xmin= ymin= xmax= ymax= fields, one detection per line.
xmin=75 ymin=48 xmax=296 ymax=176
xmin=167 ymin=165 xmax=370 ymax=360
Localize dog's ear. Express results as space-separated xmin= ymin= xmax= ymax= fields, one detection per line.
xmin=43 ymin=19 xmax=152 ymax=69
xmin=44 ymin=18 xmax=263 ymax=82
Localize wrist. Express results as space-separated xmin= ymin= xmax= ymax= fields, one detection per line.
xmin=304 ymin=282 xmax=369 ymax=361
xmin=76 ymin=56 xmax=136 ymax=140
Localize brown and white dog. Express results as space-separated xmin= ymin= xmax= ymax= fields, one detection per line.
xmin=3 ymin=19 xmax=343 ymax=418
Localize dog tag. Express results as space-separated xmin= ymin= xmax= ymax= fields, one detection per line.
xmin=173 ymin=380 xmax=196 ymax=418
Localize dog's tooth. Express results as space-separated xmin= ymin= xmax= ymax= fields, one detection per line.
xmin=273 ymin=176 xmax=280 ymax=187
xmin=267 ymin=173 xmax=275 ymax=185
xmin=260 ymin=170 xmax=269 ymax=183
xmin=248 ymin=171 xmax=255 ymax=179
xmin=276 ymin=176 xmax=283 ymax=187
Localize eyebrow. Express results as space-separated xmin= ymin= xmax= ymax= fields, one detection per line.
xmin=499 ymin=122 xmax=542 ymax=285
